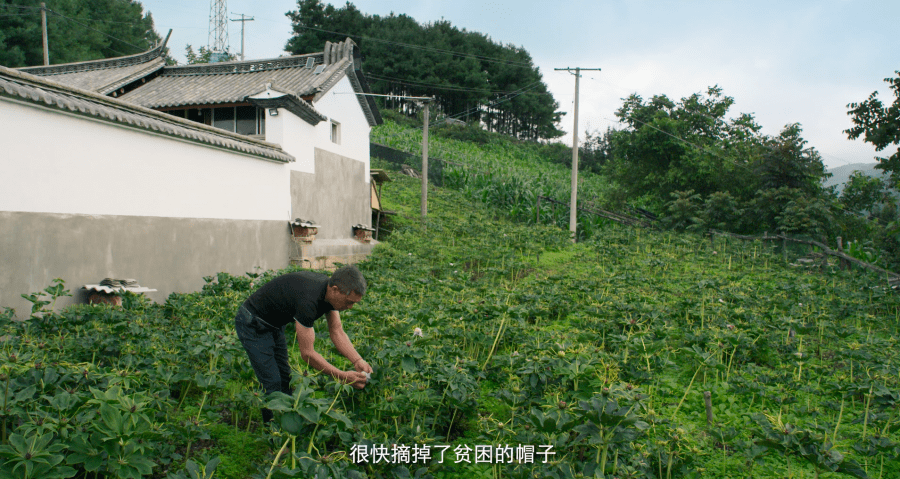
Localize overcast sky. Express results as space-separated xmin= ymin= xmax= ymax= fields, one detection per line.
xmin=139 ymin=0 xmax=899 ymax=169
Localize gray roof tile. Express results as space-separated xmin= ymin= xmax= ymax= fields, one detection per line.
xmin=120 ymin=54 xmax=342 ymax=109
xmin=119 ymin=39 xmax=380 ymax=127
xmin=18 ymin=40 xmax=169 ymax=95
xmin=0 ymin=66 xmax=294 ymax=163
xmin=15 ymin=37 xmax=381 ymax=128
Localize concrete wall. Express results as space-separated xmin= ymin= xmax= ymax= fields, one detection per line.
xmin=0 ymin=98 xmax=293 ymax=315
xmin=0 ymin=211 xmax=288 ymax=314
xmin=275 ymin=73 xmax=376 ymax=264
xmin=290 ymin=148 xmax=371 ymax=239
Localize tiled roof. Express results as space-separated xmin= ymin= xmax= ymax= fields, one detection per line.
xmin=18 ymin=33 xmax=169 ymax=96
xmin=248 ymin=86 xmax=327 ymax=125
xmin=0 ymin=66 xmax=294 ymax=163
xmin=119 ymin=38 xmax=381 ymax=127
xmin=15 ymin=37 xmax=381 ymax=128
xmin=120 ymin=53 xmax=337 ymax=108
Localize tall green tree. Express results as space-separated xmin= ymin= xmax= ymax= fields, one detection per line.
xmin=0 ymin=0 xmax=162 ymax=68
xmin=846 ymin=71 xmax=900 ymax=187
xmin=605 ymin=86 xmax=763 ymax=207
xmin=841 ymin=171 xmax=887 ymax=216
xmin=752 ymin=123 xmax=830 ymax=197
xmin=284 ymin=0 xmax=563 ymax=140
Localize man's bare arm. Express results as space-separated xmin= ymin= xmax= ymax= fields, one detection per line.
xmin=325 ymin=311 xmax=373 ymax=374
xmin=295 ymin=321 xmax=367 ymax=388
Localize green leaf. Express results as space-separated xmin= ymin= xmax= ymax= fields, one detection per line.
xmin=99 ymin=403 xmax=123 ymax=435
xmin=836 ymin=460 xmax=870 ymax=479
xmin=280 ymin=411 xmax=305 ymax=436
xmin=326 ymin=410 xmax=353 ymax=428
xmin=401 ymin=356 xmax=417 ymax=374
xmin=298 ymin=406 xmax=320 ymax=424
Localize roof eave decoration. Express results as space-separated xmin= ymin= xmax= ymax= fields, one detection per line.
xmin=0 ymin=66 xmax=294 ymax=164
xmin=19 ymin=29 xmax=171 ymax=78
xmin=308 ymin=57 xmax=352 ymax=101
xmin=159 ymin=53 xmax=321 ymax=77
xmin=248 ymin=84 xmax=326 ymax=125
xmin=313 ymin=39 xmax=382 ymax=127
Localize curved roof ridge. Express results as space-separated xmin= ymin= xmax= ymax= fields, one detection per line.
xmin=161 ymin=53 xmax=323 ymax=77
xmin=19 ymin=30 xmax=171 ymax=77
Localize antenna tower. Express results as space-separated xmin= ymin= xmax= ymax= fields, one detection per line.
xmin=208 ymin=0 xmax=229 ymax=60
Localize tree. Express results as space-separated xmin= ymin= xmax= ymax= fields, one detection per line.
xmin=841 ymin=171 xmax=886 ymax=216
xmin=0 ymin=0 xmax=163 ymax=67
xmin=184 ymin=44 xmax=235 ymax=65
xmin=283 ymin=0 xmax=564 ymax=140
xmin=605 ymin=86 xmax=760 ymax=207
xmin=846 ymin=71 xmax=900 ymax=187
xmin=752 ymin=123 xmax=830 ymax=197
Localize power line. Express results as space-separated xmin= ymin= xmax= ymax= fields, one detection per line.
xmin=367 ymin=73 xmax=553 ymax=96
xmin=0 ymin=4 xmax=40 ymax=10
xmin=290 ymin=23 xmax=534 ymax=68
xmin=1 ymin=3 xmax=150 ymax=25
xmin=45 ymin=9 xmax=146 ymax=55
xmin=368 ymin=81 xmax=546 ymax=147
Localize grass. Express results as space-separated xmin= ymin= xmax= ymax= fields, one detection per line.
xmin=3 ymin=161 xmax=899 ymax=479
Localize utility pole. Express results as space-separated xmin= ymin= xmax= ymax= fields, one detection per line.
xmin=40 ymin=2 xmax=48 ymax=65
xmin=349 ymin=92 xmax=434 ymax=224
xmin=555 ymin=67 xmax=600 ymax=242
xmin=230 ymin=13 xmax=254 ymax=61
xmin=420 ymin=99 xmax=431 ymax=223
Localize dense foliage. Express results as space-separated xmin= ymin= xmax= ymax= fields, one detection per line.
xmin=284 ymin=0 xmax=563 ymax=140
xmin=0 ymin=0 xmax=163 ymax=67
xmin=3 ymin=172 xmax=899 ymax=478
xmin=374 ymin=79 xmax=900 ymax=270
xmin=846 ymin=71 xmax=900 ymax=188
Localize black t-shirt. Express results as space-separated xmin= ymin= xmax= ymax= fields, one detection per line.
xmin=246 ymin=271 xmax=335 ymax=328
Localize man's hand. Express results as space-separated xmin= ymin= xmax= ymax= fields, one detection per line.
xmin=342 ymin=370 xmax=369 ymax=389
xmin=353 ymin=358 xmax=373 ymax=374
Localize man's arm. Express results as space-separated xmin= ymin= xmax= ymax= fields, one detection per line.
xmin=295 ymin=320 xmax=367 ymax=389
xmin=325 ymin=311 xmax=374 ymax=374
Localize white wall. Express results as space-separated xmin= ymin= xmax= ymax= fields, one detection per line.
xmin=271 ymin=108 xmax=317 ymax=175
xmin=313 ymin=75 xmax=372 ymax=180
xmin=0 ymin=100 xmax=291 ymax=221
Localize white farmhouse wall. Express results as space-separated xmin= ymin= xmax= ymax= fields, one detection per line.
xmin=270 ymin=108 xmax=318 ymax=175
xmin=0 ymin=98 xmax=294 ymax=315
xmin=1 ymin=101 xmax=290 ymax=221
xmin=313 ymin=75 xmax=372 ymax=179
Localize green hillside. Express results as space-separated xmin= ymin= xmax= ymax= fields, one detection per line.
xmin=2 ymin=132 xmax=899 ymax=478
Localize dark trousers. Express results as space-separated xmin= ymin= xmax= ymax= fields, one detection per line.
xmin=234 ymin=302 xmax=293 ymax=422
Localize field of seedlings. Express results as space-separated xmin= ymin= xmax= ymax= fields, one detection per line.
xmin=2 ymin=172 xmax=899 ymax=479
xmin=372 ymin=120 xmax=619 ymax=240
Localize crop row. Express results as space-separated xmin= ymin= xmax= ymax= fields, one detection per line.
xmin=2 ymin=173 xmax=899 ymax=478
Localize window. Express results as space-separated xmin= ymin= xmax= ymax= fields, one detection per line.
xmin=190 ymin=106 xmax=265 ymax=136
xmin=235 ymin=106 xmax=257 ymax=136
xmin=330 ymin=120 xmax=341 ymax=144
xmin=212 ymin=106 xmax=235 ymax=131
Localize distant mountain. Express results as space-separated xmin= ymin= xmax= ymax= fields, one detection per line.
xmin=825 ymin=162 xmax=883 ymax=194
